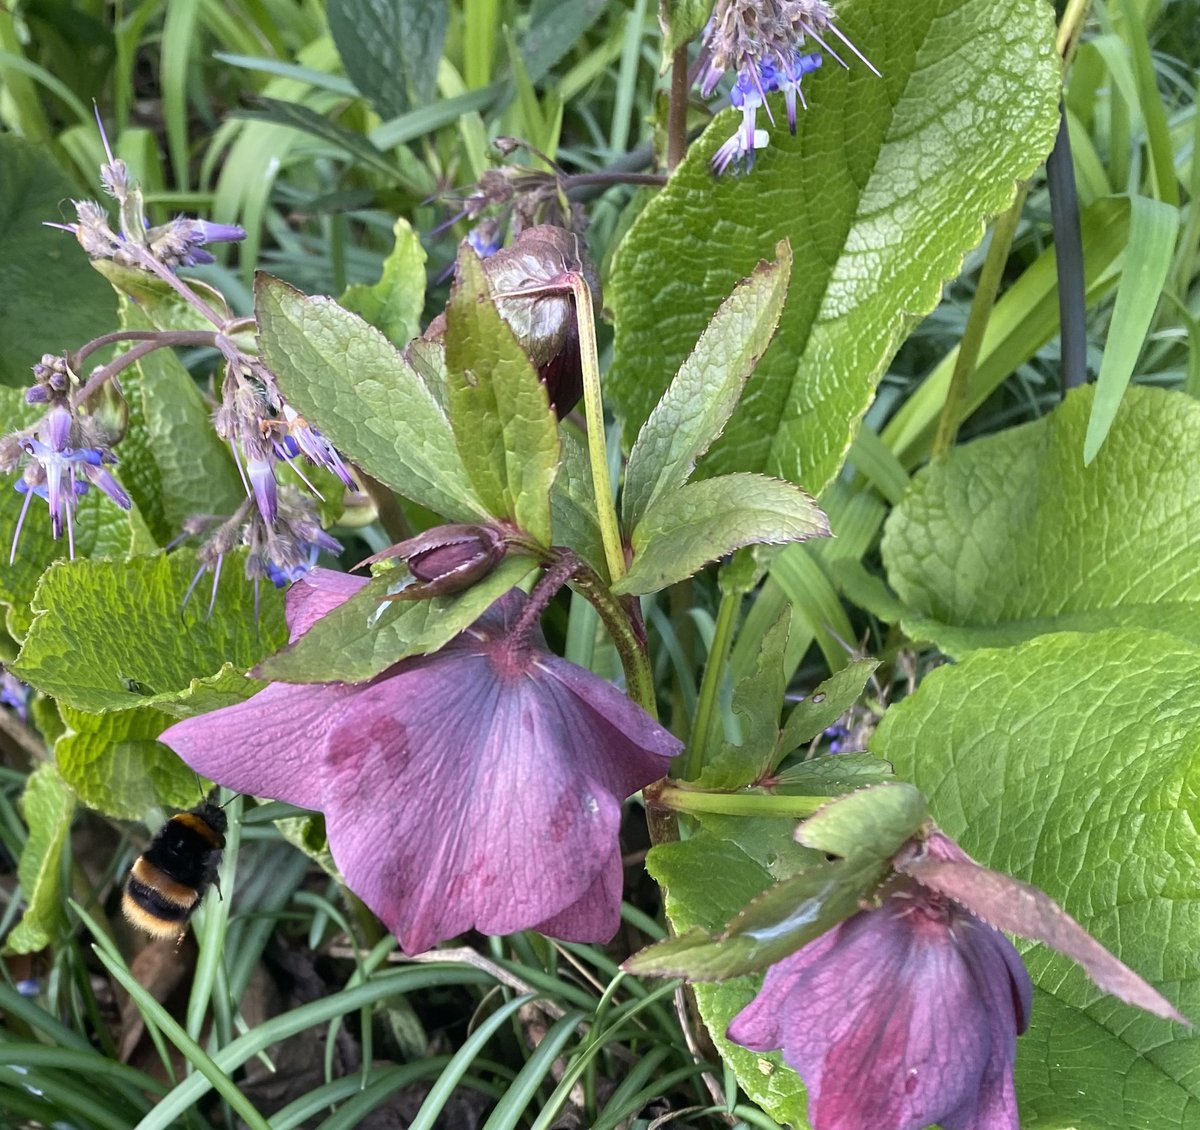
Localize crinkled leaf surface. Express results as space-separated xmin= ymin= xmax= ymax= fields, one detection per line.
xmin=882 ymin=386 xmax=1200 ymax=654
xmin=622 ymin=243 xmax=791 ymax=531
xmin=445 ymin=249 xmax=559 ymax=544
xmin=56 ymin=702 xmax=198 ymax=820
xmin=340 ymin=217 xmax=427 ymax=349
xmin=255 ymin=274 xmax=485 ymax=520
xmin=614 ymin=473 xmax=828 ymax=596
xmin=0 ymin=136 xmax=117 ymax=387
xmin=7 ymin=763 xmax=75 ymax=954
xmin=871 ymin=629 xmax=1200 ymax=1127
xmin=1 ymin=393 xmax=155 ymax=639
xmin=113 ymin=299 xmax=245 ymax=545
xmin=608 ymin=0 xmax=1060 ymax=495
xmin=12 ymin=551 xmax=285 ymax=716
xmin=257 ymin=554 xmax=535 ymax=684
xmin=327 ymin=0 xmax=447 ymax=116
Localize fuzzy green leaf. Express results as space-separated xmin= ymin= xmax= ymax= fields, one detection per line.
xmin=340 ymin=217 xmax=427 ymax=349
xmin=11 ymin=551 xmax=285 ymax=716
xmin=256 ymin=555 xmax=536 ymax=684
xmin=444 ymin=248 xmax=560 ymax=544
xmin=608 ymin=0 xmax=1061 ymax=495
xmin=255 ymin=273 xmax=485 ymax=520
xmin=55 ymin=703 xmax=198 ymax=820
xmin=614 ymin=473 xmax=828 ymax=596
xmin=622 ymin=242 xmax=792 ymax=530
xmin=882 ymin=386 xmax=1200 ymax=654
xmin=0 ymin=136 xmax=117 ymax=387
xmin=871 ymin=630 xmax=1200 ymax=1127
xmin=7 ymin=763 xmax=75 ymax=954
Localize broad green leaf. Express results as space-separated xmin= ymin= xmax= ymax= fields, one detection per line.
xmin=255 ymin=273 xmax=485 ymax=520
xmin=113 ymin=299 xmax=246 ymax=545
xmin=444 ymin=248 xmax=560 ymax=544
xmin=56 ymin=703 xmax=196 ymax=819
xmin=340 ymin=218 xmax=427 ymax=349
xmin=608 ymin=0 xmax=1060 ymax=495
xmin=614 ymin=473 xmax=828 ymax=596
xmin=11 ymin=551 xmax=286 ymax=716
xmin=1084 ymin=195 xmax=1179 ymax=463
xmin=882 ymin=385 xmax=1200 ymax=654
xmin=327 ymin=0 xmax=447 ymax=116
xmin=871 ymin=630 xmax=1200 ymax=1127
xmin=1 ymin=389 xmax=155 ymax=639
xmin=550 ymin=427 xmax=607 ymax=579
xmin=622 ymin=242 xmax=791 ymax=531
xmin=6 ymin=762 xmax=75 ymax=954
xmin=776 ymin=658 xmax=880 ymax=761
xmin=698 ymin=608 xmax=791 ymax=789
xmin=0 ymin=136 xmax=117 ymax=387
xmin=643 ymin=832 xmax=809 ymax=1126
xmin=257 ymin=554 xmax=536 ymax=684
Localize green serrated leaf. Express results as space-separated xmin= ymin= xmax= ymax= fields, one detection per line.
xmin=883 ymin=385 xmax=1200 ymax=655
xmin=11 ymin=550 xmax=286 ymax=715
xmin=615 ymin=473 xmax=828 ymax=596
xmin=255 ymin=273 xmax=485 ymax=520
xmin=6 ymin=763 xmax=75 ymax=954
xmin=872 ymin=629 xmax=1200 ymax=1128
xmin=56 ymin=703 xmax=196 ymax=819
xmin=550 ymin=427 xmax=607 ymax=580
xmin=622 ymin=242 xmax=792 ymax=530
xmin=327 ymin=0 xmax=447 ymax=116
xmin=776 ymin=658 xmax=881 ymax=761
xmin=114 ymin=298 xmax=246 ymax=544
xmin=0 ymin=136 xmax=117 ymax=388
xmin=796 ymin=781 xmax=928 ymax=863
xmin=698 ymin=608 xmax=791 ymax=789
xmin=257 ymin=554 xmax=536 ymax=684
xmin=609 ymin=0 xmax=1060 ymax=495
xmin=445 ymin=248 xmax=560 ymax=544
xmin=340 ymin=218 xmax=427 ymax=349
xmin=771 ymin=752 xmax=894 ymax=794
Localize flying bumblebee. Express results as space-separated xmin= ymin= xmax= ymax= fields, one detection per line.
xmin=122 ymin=797 xmax=226 ymax=938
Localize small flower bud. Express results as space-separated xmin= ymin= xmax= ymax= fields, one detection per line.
xmin=359 ymin=523 xmax=507 ymax=599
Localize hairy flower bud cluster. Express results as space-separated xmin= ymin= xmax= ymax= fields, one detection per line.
xmin=697 ymin=0 xmax=878 ymax=174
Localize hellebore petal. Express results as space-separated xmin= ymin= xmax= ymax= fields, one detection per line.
xmin=727 ymin=879 xmax=1031 ymax=1130
xmin=159 ymin=572 xmax=680 ymax=954
xmin=320 ymin=596 xmax=679 ymax=953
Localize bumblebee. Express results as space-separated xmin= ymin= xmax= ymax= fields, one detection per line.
xmin=122 ymin=798 xmax=226 ymax=938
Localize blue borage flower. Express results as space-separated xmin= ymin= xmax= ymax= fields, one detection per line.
xmin=698 ymin=0 xmax=878 ymax=175
xmin=8 ymin=406 xmax=130 ymax=563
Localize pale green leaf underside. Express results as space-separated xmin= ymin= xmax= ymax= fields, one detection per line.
xmin=882 ymin=386 xmax=1200 ymax=655
xmin=871 ymin=629 xmax=1200 ymax=1127
xmin=608 ymin=0 xmax=1061 ymax=496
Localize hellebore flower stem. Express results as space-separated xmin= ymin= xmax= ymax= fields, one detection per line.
xmin=648 ymin=780 xmax=831 ymax=819
xmin=569 ymin=272 xmax=628 ymax=587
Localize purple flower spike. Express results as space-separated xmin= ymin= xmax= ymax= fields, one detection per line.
xmin=727 ymin=857 xmax=1032 ymax=1130
xmin=160 ymin=571 xmax=681 ymax=953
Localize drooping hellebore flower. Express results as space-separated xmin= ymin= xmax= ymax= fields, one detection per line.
xmin=727 ymin=833 xmax=1032 ymax=1130
xmin=160 ymin=569 xmax=680 ymax=953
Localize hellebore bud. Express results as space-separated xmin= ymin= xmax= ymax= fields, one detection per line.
xmin=358 ymin=523 xmax=507 ymax=599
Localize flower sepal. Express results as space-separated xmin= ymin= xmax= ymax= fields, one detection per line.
xmin=356 ymin=522 xmax=509 ymax=600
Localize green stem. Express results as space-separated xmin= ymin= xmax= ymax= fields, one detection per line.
xmin=649 ymin=781 xmax=830 ymax=819
xmin=680 ymin=587 xmax=739 ymax=780
xmin=930 ymin=189 xmax=1027 ymax=457
xmin=569 ymin=273 xmax=627 ymax=585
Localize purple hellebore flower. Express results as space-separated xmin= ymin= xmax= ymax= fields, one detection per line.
xmin=727 ymin=833 xmax=1032 ymax=1130
xmin=160 ymin=569 xmax=681 ymax=953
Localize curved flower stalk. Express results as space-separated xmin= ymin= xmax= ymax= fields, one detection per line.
xmin=160 ymin=569 xmax=681 ymax=953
